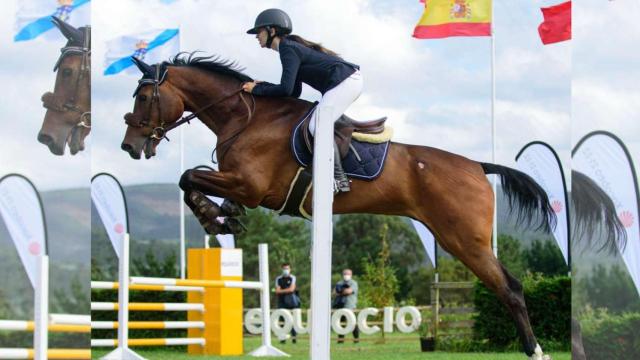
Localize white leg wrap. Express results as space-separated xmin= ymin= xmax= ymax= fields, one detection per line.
xmin=529 ymin=344 xmax=552 ymax=360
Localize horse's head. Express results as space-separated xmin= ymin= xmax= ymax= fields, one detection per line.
xmin=122 ymin=57 xmax=185 ymax=159
xmin=38 ymin=17 xmax=91 ymax=155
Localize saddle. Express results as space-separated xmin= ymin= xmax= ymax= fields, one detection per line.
xmin=300 ymin=112 xmax=388 ymax=159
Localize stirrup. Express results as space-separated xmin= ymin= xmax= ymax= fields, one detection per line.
xmin=333 ymin=178 xmax=351 ymax=194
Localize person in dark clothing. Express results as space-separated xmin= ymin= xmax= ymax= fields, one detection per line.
xmin=244 ymin=8 xmax=363 ymax=193
xmin=274 ymin=263 xmax=300 ymax=344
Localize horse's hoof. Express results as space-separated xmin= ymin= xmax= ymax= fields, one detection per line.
xmin=529 ymin=344 xmax=551 ymax=360
xmin=221 ymin=199 xmax=246 ymax=217
xmin=200 ymin=218 xmax=224 ymax=235
xmin=220 ymin=217 xmax=247 ymax=235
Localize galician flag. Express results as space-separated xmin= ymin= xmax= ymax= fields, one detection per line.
xmin=14 ymin=0 xmax=91 ymax=42
xmin=413 ymin=0 xmax=492 ymax=39
xmin=104 ymin=28 xmax=180 ymax=76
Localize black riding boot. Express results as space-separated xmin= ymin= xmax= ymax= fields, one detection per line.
xmin=334 ymin=140 xmax=350 ymax=193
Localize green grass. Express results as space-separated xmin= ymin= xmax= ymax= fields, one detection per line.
xmin=91 ymin=334 xmax=571 ymax=360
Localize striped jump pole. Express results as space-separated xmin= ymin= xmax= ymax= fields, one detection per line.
xmin=92 ymin=338 xmax=205 ymax=347
xmin=91 ymin=281 xmax=204 ymax=293
xmin=91 ymin=302 xmax=204 ymax=312
xmin=0 ymin=320 xmax=90 ymax=333
xmin=92 ymin=321 xmax=205 ymax=330
xmin=0 ymin=348 xmax=90 ymax=360
xmin=48 ymin=314 xmax=90 ymax=326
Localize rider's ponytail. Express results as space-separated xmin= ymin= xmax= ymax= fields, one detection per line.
xmin=283 ymin=34 xmax=340 ymax=58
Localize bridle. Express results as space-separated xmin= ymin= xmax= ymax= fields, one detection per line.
xmin=126 ymin=63 xmax=256 ymax=161
xmin=44 ymin=26 xmax=91 ymax=130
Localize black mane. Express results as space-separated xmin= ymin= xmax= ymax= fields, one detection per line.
xmin=165 ymin=52 xmax=253 ymax=82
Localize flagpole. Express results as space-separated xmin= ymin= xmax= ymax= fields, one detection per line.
xmin=491 ymin=0 xmax=498 ymax=258
xmin=178 ymin=27 xmax=186 ymax=279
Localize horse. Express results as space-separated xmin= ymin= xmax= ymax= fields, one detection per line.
xmin=38 ymin=17 xmax=91 ymax=155
xmin=121 ymin=53 xmax=557 ymax=360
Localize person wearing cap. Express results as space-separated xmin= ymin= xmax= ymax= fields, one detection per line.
xmin=243 ymin=8 xmax=362 ymax=194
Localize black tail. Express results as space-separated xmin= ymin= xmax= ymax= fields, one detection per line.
xmin=481 ymin=162 xmax=557 ymax=233
xmin=571 ymin=170 xmax=626 ymax=254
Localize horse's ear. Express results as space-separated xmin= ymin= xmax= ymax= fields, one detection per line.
xmin=51 ymin=16 xmax=83 ymax=42
xmin=131 ymin=57 xmax=153 ymax=75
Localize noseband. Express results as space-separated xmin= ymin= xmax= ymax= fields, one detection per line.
xmin=43 ymin=26 xmax=92 ymax=130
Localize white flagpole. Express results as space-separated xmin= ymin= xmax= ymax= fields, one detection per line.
xmin=491 ymin=0 xmax=498 ymax=258
xmin=178 ymin=28 xmax=186 ymax=279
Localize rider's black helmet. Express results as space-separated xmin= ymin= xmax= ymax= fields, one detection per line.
xmin=246 ymin=9 xmax=292 ymax=35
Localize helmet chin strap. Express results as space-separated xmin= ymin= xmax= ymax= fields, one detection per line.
xmin=265 ymin=26 xmax=275 ymax=48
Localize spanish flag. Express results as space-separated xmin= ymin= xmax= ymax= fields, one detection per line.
xmin=413 ymin=0 xmax=492 ymax=39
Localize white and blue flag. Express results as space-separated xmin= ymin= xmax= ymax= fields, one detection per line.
xmin=14 ymin=0 xmax=90 ymax=42
xmin=104 ymin=28 xmax=180 ymax=76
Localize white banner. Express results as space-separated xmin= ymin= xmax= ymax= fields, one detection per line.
xmin=0 ymin=174 xmax=47 ymax=288
xmin=412 ymin=220 xmax=436 ymax=268
xmin=516 ymin=142 xmax=570 ymax=265
xmin=91 ymin=173 xmax=128 ymax=258
xmin=573 ymin=132 xmax=640 ymax=296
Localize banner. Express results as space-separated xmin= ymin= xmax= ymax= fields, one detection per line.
xmin=0 ymin=174 xmax=48 ymax=288
xmin=91 ymin=173 xmax=129 ymax=258
xmin=412 ymin=220 xmax=437 ymax=268
xmin=14 ymin=0 xmax=91 ymax=42
xmin=516 ymin=142 xmax=570 ymax=265
xmin=573 ymin=131 xmax=640 ymax=296
xmin=104 ymin=28 xmax=180 ymax=75
xmin=413 ymin=0 xmax=492 ymax=39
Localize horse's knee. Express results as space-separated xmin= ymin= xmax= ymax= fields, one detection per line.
xmin=179 ymin=170 xmax=195 ymax=191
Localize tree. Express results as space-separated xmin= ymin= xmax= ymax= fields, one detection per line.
xmin=524 ymin=239 xmax=567 ymax=276
xmin=497 ymin=234 xmax=526 ymax=279
xmin=358 ymin=224 xmax=399 ymax=308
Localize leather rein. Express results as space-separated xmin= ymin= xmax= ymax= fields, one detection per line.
xmin=43 ymin=26 xmax=91 ymax=130
xmin=127 ymin=64 xmax=256 ymax=163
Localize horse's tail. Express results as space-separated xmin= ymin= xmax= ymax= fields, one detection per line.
xmin=571 ymin=170 xmax=626 ymax=253
xmin=481 ymin=162 xmax=557 ymax=233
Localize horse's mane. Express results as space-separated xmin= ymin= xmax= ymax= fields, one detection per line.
xmin=165 ymin=52 xmax=253 ymax=83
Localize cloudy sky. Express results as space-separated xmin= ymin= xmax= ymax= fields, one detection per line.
xmin=0 ymin=0 xmax=636 ymax=192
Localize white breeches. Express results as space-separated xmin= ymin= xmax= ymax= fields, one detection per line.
xmin=309 ymin=70 xmax=363 ymax=134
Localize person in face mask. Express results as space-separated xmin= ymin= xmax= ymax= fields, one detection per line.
xmin=333 ymin=268 xmax=359 ymax=344
xmin=275 ymin=263 xmax=301 ymax=344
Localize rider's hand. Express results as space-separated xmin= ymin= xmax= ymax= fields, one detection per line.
xmin=243 ymin=81 xmax=259 ymax=93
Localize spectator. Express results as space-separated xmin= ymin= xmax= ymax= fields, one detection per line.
xmin=333 ymin=268 xmax=359 ymax=344
xmin=275 ymin=263 xmax=300 ymax=344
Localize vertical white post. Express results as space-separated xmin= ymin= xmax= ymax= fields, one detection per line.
xmin=180 ymin=126 xmax=186 ymax=279
xmin=102 ymin=234 xmax=145 ymax=360
xmin=33 ymin=255 xmax=48 ymax=360
xmin=249 ymin=243 xmax=288 ymax=356
xmin=204 ymin=234 xmax=210 ymax=249
xmin=490 ymin=5 xmax=498 ymax=259
xmin=310 ymin=106 xmax=334 ymax=360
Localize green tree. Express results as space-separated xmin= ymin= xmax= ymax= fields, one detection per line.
xmin=578 ymin=264 xmax=640 ymax=314
xmin=524 ymin=239 xmax=567 ymax=276
xmin=497 ymin=234 xmax=526 ymax=279
xmin=359 ymin=224 xmax=399 ymax=308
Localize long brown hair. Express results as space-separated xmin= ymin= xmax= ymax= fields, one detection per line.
xmin=282 ymin=34 xmax=340 ymax=58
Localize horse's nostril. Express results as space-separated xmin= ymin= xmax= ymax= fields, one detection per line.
xmin=121 ymin=143 xmax=133 ymax=152
xmin=38 ymin=132 xmax=52 ymax=145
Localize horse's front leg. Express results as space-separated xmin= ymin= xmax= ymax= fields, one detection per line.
xmin=179 ymin=169 xmax=249 ymax=235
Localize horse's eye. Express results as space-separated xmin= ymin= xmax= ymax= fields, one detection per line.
xmin=62 ymin=68 xmax=73 ymax=77
xmin=139 ymin=95 xmax=147 ymax=102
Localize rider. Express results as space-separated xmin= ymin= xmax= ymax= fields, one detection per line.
xmin=243 ymin=8 xmax=362 ymax=193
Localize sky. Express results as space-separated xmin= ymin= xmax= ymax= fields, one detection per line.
xmin=0 ymin=0 xmax=635 ymax=193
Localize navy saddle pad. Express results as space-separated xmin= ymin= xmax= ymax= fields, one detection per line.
xmin=290 ymin=106 xmax=390 ymax=181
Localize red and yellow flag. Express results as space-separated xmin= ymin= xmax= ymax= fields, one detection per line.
xmin=413 ymin=0 xmax=492 ymax=39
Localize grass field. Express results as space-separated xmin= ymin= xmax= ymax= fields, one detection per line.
xmin=91 ymin=335 xmax=571 ymax=360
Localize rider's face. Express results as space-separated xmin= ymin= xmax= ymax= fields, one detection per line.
xmin=257 ymin=28 xmax=269 ymax=48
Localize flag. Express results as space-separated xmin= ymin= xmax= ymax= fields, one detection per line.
xmin=14 ymin=0 xmax=90 ymax=42
xmin=538 ymin=1 xmax=571 ymax=45
xmin=91 ymin=173 xmax=129 ymax=259
xmin=413 ymin=0 xmax=492 ymax=39
xmin=104 ymin=28 xmax=180 ymax=76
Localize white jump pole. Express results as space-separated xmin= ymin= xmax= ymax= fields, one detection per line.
xmin=249 ymin=244 xmax=288 ymax=357
xmin=102 ymin=233 xmax=145 ymax=360
xmin=33 ymin=255 xmax=48 ymax=360
xmin=310 ymin=105 xmax=334 ymax=360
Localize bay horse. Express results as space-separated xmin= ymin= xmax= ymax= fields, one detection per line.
xmin=38 ymin=17 xmax=91 ymax=155
xmin=121 ymin=53 xmax=557 ymax=360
